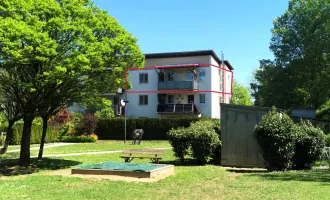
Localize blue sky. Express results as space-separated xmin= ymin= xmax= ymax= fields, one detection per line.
xmin=93 ymin=0 xmax=289 ymax=86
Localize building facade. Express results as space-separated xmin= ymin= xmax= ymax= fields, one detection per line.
xmin=104 ymin=50 xmax=234 ymax=119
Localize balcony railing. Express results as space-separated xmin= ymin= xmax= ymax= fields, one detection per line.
xmin=158 ymin=80 xmax=198 ymax=90
xmin=157 ymin=104 xmax=200 ymax=114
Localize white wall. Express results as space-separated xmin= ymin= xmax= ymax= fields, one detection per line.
xmin=125 ymin=54 xmax=233 ymax=119
xmin=210 ymin=57 xmax=221 ymax=118
xmin=145 ymin=55 xmax=210 ymax=66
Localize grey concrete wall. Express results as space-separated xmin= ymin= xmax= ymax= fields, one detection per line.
xmin=220 ymin=104 xmax=274 ymax=168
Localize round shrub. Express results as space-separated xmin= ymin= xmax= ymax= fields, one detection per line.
xmin=325 ymin=134 xmax=330 ymax=147
xmin=167 ymin=127 xmax=191 ymax=162
xmin=189 ymin=121 xmax=221 ymax=165
xmin=291 ymin=120 xmax=326 ymax=170
xmin=253 ymin=108 xmax=295 ymax=171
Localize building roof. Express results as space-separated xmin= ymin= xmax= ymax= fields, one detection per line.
xmin=144 ymin=50 xmax=234 ymax=70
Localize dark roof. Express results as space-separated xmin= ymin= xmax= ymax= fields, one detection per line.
xmin=144 ymin=50 xmax=234 ymax=70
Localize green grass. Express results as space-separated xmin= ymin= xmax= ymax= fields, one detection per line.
xmin=0 ymin=141 xmax=330 ymax=200
xmin=28 ymin=140 xmax=170 ymax=156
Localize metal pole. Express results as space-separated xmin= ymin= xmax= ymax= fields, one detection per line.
xmin=124 ymin=106 xmax=126 ymax=144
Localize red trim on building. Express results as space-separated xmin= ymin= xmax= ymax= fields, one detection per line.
xmin=124 ymin=63 xmax=234 ymax=95
xmin=126 ymin=90 xmax=232 ymax=95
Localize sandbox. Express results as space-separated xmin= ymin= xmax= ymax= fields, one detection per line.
xmin=71 ymin=162 xmax=174 ymax=179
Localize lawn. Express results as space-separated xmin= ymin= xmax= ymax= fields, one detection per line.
xmin=0 ymin=141 xmax=330 ymax=200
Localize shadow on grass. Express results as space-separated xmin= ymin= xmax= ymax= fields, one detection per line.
xmin=159 ymin=158 xmax=218 ymax=166
xmin=245 ymin=169 xmax=330 ymax=183
xmin=226 ymin=169 xmax=268 ymax=173
xmin=0 ymin=158 xmax=81 ymax=176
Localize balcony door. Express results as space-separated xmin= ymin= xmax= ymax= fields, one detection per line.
xmin=188 ymin=95 xmax=194 ymax=104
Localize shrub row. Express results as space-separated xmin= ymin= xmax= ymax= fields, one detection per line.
xmin=10 ymin=124 xmax=59 ymax=145
xmin=167 ymin=120 xmax=221 ymax=164
xmin=96 ymin=117 xmax=213 ymax=140
xmin=254 ymin=108 xmax=326 ymax=171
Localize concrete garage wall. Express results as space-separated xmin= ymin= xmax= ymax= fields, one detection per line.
xmin=220 ymin=104 xmax=275 ymax=168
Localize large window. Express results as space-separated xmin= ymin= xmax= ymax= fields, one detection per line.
xmin=168 ymin=72 xmax=174 ymax=81
xmin=113 ymin=96 xmax=119 ymax=105
xmin=199 ymin=94 xmax=205 ymax=103
xmin=168 ymin=95 xmax=174 ymax=104
xmin=199 ymin=70 xmax=206 ymax=80
xmin=219 ymin=70 xmax=224 ymax=91
xmin=187 ymin=72 xmax=194 ymax=81
xmin=139 ymin=73 xmax=148 ymax=83
xmin=139 ymin=95 xmax=148 ymax=105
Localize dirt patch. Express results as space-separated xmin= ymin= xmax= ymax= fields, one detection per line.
xmin=44 ymin=169 xmax=168 ymax=182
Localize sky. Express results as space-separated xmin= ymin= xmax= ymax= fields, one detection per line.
xmin=93 ymin=0 xmax=289 ymax=86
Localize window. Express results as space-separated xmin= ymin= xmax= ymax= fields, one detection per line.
xmin=220 ymin=70 xmax=224 ymax=91
xmin=139 ymin=73 xmax=148 ymax=83
xmin=199 ymin=94 xmax=205 ymax=103
xmin=168 ymin=95 xmax=174 ymax=104
xmin=113 ymin=96 xmax=119 ymax=105
xmin=199 ymin=70 xmax=206 ymax=80
xmin=187 ymin=72 xmax=194 ymax=80
xmin=168 ymin=72 xmax=174 ymax=81
xmin=139 ymin=95 xmax=148 ymax=105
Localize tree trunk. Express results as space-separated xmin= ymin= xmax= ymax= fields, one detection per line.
xmin=19 ymin=116 xmax=34 ymax=166
xmin=38 ymin=117 xmax=48 ymax=159
xmin=0 ymin=120 xmax=15 ymax=155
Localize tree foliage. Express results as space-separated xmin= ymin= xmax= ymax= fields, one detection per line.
xmin=251 ymin=0 xmax=330 ymax=109
xmin=231 ymin=80 xmax=252 ymax=106
xmin=0 ymin=0 xmax=144 ymax=165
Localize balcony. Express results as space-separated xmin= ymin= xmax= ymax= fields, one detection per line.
xmin=157 ymin=104 xmax=201 ymax=115
xmin=158 ymin=80 xmax=198 ymax=90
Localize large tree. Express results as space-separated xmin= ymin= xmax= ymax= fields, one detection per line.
xmin=231 ymin=80 xmax=253 ymax=106
xmin=251 ymin=0 xmax=330 ymax=109
xmin=0 ymin=0 xmax=144 ymax=166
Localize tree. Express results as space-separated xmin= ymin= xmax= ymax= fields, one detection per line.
xmin=0 ymin=0 xmax=144 ymax=166
xmin=231 ymin=80 xmax=253 ymax=106
xmin=251 ymin=0 xmax=330 ymax=109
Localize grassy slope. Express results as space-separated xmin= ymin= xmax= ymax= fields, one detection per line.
xmin=0 ymin=141 xmax=330 ymax=200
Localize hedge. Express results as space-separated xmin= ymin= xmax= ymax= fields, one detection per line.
xmin=96 ymin=117 xmax=217 ymax=140
xmin=10 ymin=124 xmax=59 ymax=145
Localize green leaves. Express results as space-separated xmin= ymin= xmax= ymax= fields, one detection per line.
xmin=252 ymin=0 xmax=330 ymax=109
xmin=231 ymin=80 xmax=252 ymax=106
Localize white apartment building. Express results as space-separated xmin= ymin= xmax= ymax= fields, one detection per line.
xmin=105 ymin=50 xmax=234 ymax=119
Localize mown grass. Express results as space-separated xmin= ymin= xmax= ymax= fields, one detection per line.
xmin=0 ymin=141 xmax=330 ymax=200
xmin=29 ymin=140 xmax=171 ymax=155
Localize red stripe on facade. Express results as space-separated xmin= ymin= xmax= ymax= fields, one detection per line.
xmin=126 ymin=90 xmax=232 ymax=95
xmin=124 ymin=63 xmax=234 ymax=95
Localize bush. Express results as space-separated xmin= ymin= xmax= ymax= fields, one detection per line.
xmin=189 ymin=121 xmax=221 ymax=164
xmin=58 ymin=135 xmax=96 ymax=143
xmin=253 ymin=107 xmax=295 ymax=171
xmin=167 ymin=127 xmax=191 ymax=162
xmin=325 ymin=134 xmax=330 ymax=147
xmin=95 ymin=107 xmax=114 ymax=120
xmin=96 ymin=117 xmax=201 ymax=140
xmin=79 ymin=113 xmax=98 ymax=134
xmin=291 ymin=120 xmax=326 ymax=170
xmin=167 ymin=120 xmax=221 ymax=164
xmin=10 ymin=124 xmax=59 ymax=145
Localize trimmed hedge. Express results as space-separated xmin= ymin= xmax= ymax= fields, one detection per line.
xmin=58 ymin=135 xmax=96 ymax=143
xmin=10 ymin=124 xmax=59 ymax=145
xmin=96 ymin=117 xmax=210 ymax=140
